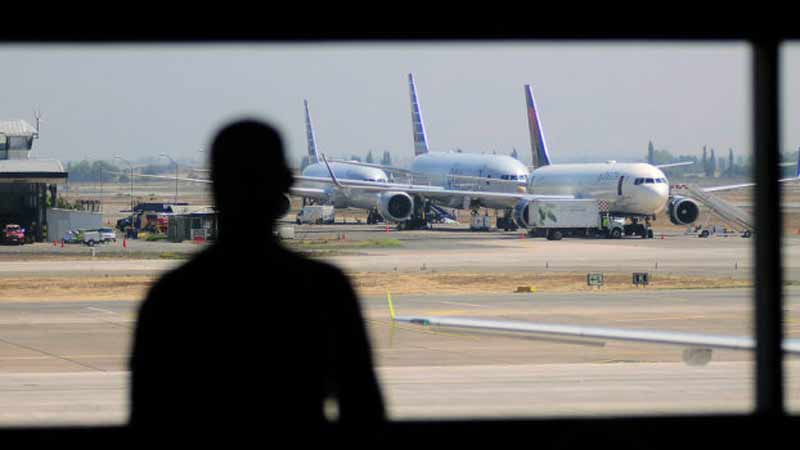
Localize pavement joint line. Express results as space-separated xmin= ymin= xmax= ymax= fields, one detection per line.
xmin=0 ymin=335 xmax=105 ymax=372
xmin=612 ymin=316 xmax=708 ymax=322
xmin=86 ymin=307 xmax=116 ymax=315
xmin=438 ymin=301 xmax=487 ymax=308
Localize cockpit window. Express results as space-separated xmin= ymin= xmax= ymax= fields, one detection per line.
xmin=634 ymin=178 xmax=644 ymax=185
xmin=645 ymin=178 xmax=655 ymax=184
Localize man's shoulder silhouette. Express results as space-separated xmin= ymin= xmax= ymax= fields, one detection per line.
xmin=129 ymin=119 xmax=384 ymax=440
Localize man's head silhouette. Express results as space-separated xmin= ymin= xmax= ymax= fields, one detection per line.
xmin=210 ymin=119 xmax=294 ymax=237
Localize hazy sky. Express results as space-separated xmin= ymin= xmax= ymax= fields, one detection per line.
xmin=1 ymin=42 xmax=796 ymax=168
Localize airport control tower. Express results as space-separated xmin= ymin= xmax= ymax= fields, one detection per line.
xmin=0 ymin=119 xmax=67 ymax=242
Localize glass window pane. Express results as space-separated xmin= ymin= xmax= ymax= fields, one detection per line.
xmin=781 ymin=41 xmax=800 ymax=414
xmin=0 ymin=42 xmax=757 ymax=426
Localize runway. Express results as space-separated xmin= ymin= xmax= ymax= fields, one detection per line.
xmin=2 ymin=289 xmax=800 ymax=425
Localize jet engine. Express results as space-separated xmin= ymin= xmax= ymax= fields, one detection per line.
xmin=512 ymin=199 xmax=532 ymax=229
xmin=377 ymin=191 xmax=414 ymax=222
xmin=668 ymin=196 xmax=700 ymax=225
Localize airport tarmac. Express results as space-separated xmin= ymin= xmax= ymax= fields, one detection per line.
xmin=292 ymin=223 xmax=800 ymax=279
xmin=2 ymin=289 xmax=799 ymax=425
xmin=4 ymin=226 xmax=790 ymax=281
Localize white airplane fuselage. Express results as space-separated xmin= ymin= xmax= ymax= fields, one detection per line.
xmin=300 ymin=161 xmax=389 ymax=210
xmin=410 ymin=152 xmax=531 ymax=209
xmin=529 ymin=162 xmax=670 ymax=217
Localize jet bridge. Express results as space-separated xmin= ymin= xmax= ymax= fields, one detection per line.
xmin=678 ymin=184 xmax=753 ymax=233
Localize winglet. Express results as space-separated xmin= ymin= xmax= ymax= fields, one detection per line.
xmin=524 ymin=84 xmax=552 ymax=168
xmin=321 ymin=154 xmax=343 ymax=188
xmin=408 ymin=73 xmax=430 ymax=156
xmin=304 ymin=99 xmax=320 ymax=164
xmin=386 ymin=290 xmax=396 ymax=321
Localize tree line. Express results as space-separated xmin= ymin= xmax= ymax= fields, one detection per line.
xmin=65 ymin=160 xmax=176 ymax=182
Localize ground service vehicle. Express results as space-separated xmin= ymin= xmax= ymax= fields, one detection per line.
xmin=98 ymin=227 xmax=117 ymax=242
xmin=296 ymin=205 xmax=335 ymax=224
xmin=522 ymin=199 xmax=626 ymax=240
xmin=2 ymin=224 xmax=25 ymax=245
xmin=82 ymin=230 xmax=102 ymax=247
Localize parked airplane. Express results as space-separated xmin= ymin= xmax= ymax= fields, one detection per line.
xmin=328 ymin=73 xmax=534 ymax=229
xmin=292 ymin=100 xmax=395 ymax=224
xmin=308 ymin=84 xmax=800 ymax=238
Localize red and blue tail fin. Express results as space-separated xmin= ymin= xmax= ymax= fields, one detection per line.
xmin=525 ymin=85 xmax=552 ymax=168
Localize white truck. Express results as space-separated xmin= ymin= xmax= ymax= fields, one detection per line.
xmin=524 ymin=199 xmax=624 ymax=240
xmin=296 ymin=205 xmax=335 ymax=225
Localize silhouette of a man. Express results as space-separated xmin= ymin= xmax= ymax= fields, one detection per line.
xmin=129 ymin=120 xmax=385 ymax=444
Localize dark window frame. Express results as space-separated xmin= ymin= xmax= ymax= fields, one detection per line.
xmin=0 ymin=29 xmax=795 ymax=447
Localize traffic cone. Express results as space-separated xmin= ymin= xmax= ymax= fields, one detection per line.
xmin=123 ymin=239 xmax=127 ymax=249
xmin=385 ymin=225 xmax=389 ymax=233
xmin=53 ymin=240 xmax=57 ymax=247
xmin=61 ymin=240 xmax=64 ymax=248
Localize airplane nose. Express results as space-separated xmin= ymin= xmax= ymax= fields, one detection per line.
xmin=644 ymin=185 xmax=669 ymax=214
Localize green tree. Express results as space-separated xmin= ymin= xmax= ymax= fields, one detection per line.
xmin=728 ymin=148 xmax=735 ymax=177
xmin=709 ymin=148 xmax=717 ymax=178
xmin=702 ymin=146 xmax=708 ymax=176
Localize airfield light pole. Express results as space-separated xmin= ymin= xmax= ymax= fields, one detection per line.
xmin=160 ymin=153 xmax=178 ymax=203
xmin=114 ymin=155 xmax=134 ymax=232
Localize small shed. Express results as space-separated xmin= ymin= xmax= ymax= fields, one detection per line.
xmin=167 ymin=208 xmax=218 ymax=242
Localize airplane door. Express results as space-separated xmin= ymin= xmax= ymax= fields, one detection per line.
xmin=617 ymin=176 xmax=624 ymax=196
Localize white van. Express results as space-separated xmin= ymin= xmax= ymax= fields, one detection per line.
xmin=296 ymin=205 xmax=335 ymax=224
xmin=82 ymin=230 xmax=103 ymax=247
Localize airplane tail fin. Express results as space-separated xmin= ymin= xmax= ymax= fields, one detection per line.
xmin=525 ymin=85 xmax=552 ymax=168
xmin=304 ymin=99 xmax=320 ymax=164
xmin=408 ymin=73 xmax=430 ymax=156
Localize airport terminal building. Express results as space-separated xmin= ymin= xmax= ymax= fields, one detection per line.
xmin=0 ymin=120 xmax=67 ymax=242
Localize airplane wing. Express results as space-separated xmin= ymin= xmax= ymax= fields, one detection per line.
xmin=326 ymin=158 xmax=414 ymax=175
xmin=112 ymin=171 xmax=329 ymax=200
xmin=314 ymin=155 xmax=570 ymax=210
xmin=655 ymin=161 xmax=695 ymax=169
xmin=391 ymin=313 xmax=800 ymax=354
xmin=386 ymin=294 xmax=800 ymax=355
xmin=700 ymin=154 xmax=800 ymax=192
xmin=108 ymin=171 xmax=212 ymax=184
xmin=699 ymin=176 xmax=800 ymax=193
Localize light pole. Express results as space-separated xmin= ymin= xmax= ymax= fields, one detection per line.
xmin=160 ymin=153 xmax=178 ymax=203
xmin=114 ymin=155 xmax=134 ymax=233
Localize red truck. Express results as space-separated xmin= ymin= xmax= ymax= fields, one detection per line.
xmin=2 ymin=224 xmax=25 ymax=245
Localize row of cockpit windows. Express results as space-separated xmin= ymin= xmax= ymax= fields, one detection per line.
xmin=366 ymin=178 xmax=388 ymax=183
xmin=634 ymin=177 xmax=667 ymax=185
xmin=499 ymin=174 xmax=528 ymax=181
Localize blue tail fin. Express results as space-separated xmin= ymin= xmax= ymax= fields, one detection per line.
xmin=408 ymin=73 xmax=430 ymax=156
xmin=304 ymin=99 xmax=320 ymax=164
xmin=524 ymin=85 xmax=552 ymax=168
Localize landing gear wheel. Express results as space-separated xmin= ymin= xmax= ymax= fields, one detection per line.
xmin=610 ymin=228 xmax=622 ymax=239
xmin=742 ymin=230 xmax=752 ymax=238
xmin=547 ymin=230 xmax=563 ymax=241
